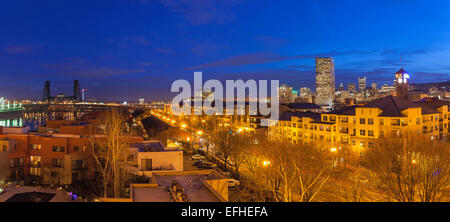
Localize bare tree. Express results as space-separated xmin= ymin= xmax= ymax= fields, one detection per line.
xmin=363 ymin=132 xmax=450 ymax=202
xmin=336 ymin=166 xmax=370 ymax=202
xmin=256 ymin=139 xmax=333 ymax=202
xmin=103 ymin=109 xmax=130 ymax=198
xmin=86 ymin=125 xmax=111 ymax=198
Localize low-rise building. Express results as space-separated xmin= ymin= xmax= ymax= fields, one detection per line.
xmin=124 ymin=141 xmax=183 ymax=177
xmin=269 ymin=96 xmax=448 ymax=154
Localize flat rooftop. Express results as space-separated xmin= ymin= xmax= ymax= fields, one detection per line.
xmin=132 ymin=186 xmax=171 ymax=202
xmin=154 ymin=173 xmax=222 ymax=202
xmin=0 ymin=186 xmax=73 ymax=202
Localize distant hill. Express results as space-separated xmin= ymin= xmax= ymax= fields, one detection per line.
xmin=411 ymin=81 xmax=450 ymax=92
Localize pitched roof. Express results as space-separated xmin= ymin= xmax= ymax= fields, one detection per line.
xmin=395 ymin=67 xmax=408 ymax=75
xmin=328 ymin=96 xmax=438 ymax=117
xmin=415 ymin=100 xmax=450 ymax=109
xmin=362 ymin=96 xmax=438 ymax=117
xmin=286 ymin=103 xmax=321 ymax=110
xmin=329 ymin=105 xmax=358 ymax=115
xmin=279 ymin=111 xmax=321 ymax=121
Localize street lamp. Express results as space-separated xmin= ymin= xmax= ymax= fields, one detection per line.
xmin=181 ymin=124 xmax=187 ymax=128
xmin=330 ymin=147 xmax=337 ymax=152
xmin=263 ymin=160 xmax=271 ymax=167
xmin=197 ymin=131 xmax=203 ymax=135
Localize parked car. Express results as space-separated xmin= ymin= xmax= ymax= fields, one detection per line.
xmin=190 ymin=154 xmax=205 ymax=160
xmin=199 ymin=162 xmax=217 ymax=169
xmin=228 ymin=179 xmax=240 ymax=188
xmin=192 ymin=160 xmax=204 ymax=166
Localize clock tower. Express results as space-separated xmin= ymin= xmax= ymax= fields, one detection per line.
xmin=394 ymin=68 xmax=410 ymax=99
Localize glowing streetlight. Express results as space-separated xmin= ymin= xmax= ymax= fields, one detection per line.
xmin=172 ymin=120 xmax=176 ymax=123
xmin=197 ymin=131 xmax=203 ymax=135
xmin=237 ymin=128 xmax=243 ymax=133
xmin=181 ymin=124 xmax=187 ymax=128
xmin=412 ymin=159 xmax=417 ymax=164
xmin=263 ymin=160 xmax=271 ymax=167
xmin=330 ymin=147 xmax=337 ymax=152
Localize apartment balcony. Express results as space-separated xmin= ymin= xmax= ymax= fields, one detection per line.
xmin=339 ymin=130 xmax=349 ymax=134
xmin=28 ymin=163 xmax=41 ymax=167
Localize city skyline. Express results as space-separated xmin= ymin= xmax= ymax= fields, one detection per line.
xmin=1 ymin=0 xmax=450 ymax=101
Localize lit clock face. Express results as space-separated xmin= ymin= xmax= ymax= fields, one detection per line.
xmin=398 ymin=78 xmax=403 ymax=83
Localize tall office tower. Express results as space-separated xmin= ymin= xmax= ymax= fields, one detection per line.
xmin=74 ymin=80 xmax=81 ymax=102
xmin=394 ymin=68 xmax=410 ymax=99
xmin=347 ymin=83 xmax=356 ymax=93
xmin=371 ymin=83 xmax=377 ymax=89
xmin=279 ymin=84 xmax=294 ymax=103
xmin=315 ymin=57 xmax=335 ymax=106
xmin=300 ymin=87 xmax=312 ymax=97
xmin=43 ymin=81 xmax=50 ymax=102
xmin=358 ymin=77 xmax=367 ymax=92
xmin=338 ymin=83 xmax=345 ymax=92
xmin=139 ymin=98 xmax=145 ymax=105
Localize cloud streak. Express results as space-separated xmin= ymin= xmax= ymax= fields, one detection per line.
xmin=4 ymin=44 xmax=43 ymax=54
xmin=187 ymin=49 xmax=374 ymax=70
xmin=157 ymin=0 xmax=241 ymax=25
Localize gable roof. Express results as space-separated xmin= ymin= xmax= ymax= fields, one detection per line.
xmin=329 ymin=105 xmax=358 ymax=116
xmin=362 ymin=96 xmax=437 ymax=117
xmin=415 ymin=100 xmax=450 ymax=110
xmin=328 ymin=96 xmax=438 ymax=117
xmin=286 ymin=103 xmax=321 ymax=110
xmin=279 ymin=111 xmax=321 ymax=121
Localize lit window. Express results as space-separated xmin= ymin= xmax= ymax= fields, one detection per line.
xmin=31 ymin=144 xmax=41 ymax=150
xmin=360 ymin=118 xmax=366 ymax=124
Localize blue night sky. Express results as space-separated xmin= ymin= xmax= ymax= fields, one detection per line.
xmin=1 ymin=0 xmax=450 ymax=101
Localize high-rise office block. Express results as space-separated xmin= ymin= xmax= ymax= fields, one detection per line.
xmin=358 ymin=77 xmax=367 ymax=92
xmin=74 ymin=80 xmax=81 ymax=102
xmin=315 ymin=57 xmax=335 ymax=106
xmin=43 ymin=81 xmax=50 ymax=102
xmin=300 ymin=87 xmax=312 ymax=97
xmin=348 ymin=83 xmax=356 ymax=93
xmin=279 ymin=84 xmax=294 ymax=104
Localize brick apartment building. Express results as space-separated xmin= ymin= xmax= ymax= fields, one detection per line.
xmin=0 ymin=117 xmax=143 ymax=186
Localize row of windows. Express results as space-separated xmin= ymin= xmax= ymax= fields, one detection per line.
xmin=29 ymin=144 xmax=86 ymax=152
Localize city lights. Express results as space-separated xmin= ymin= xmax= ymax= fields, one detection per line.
xmin=2 ymin=0 xmax=449 ymax=208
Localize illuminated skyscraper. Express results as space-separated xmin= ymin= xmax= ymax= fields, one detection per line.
xmin=347 ymin=83 xmax=356 ymax=93
xmin=279 ymin=84 xmax=294 ymax=103
xmin=358 ymin=77 xmax=367 ymax=92
xmin=315 ymin=57 xmax=335 ymax=106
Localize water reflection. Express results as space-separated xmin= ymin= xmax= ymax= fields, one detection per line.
xmin=0 ymin=111 xmax=78 ymax=131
